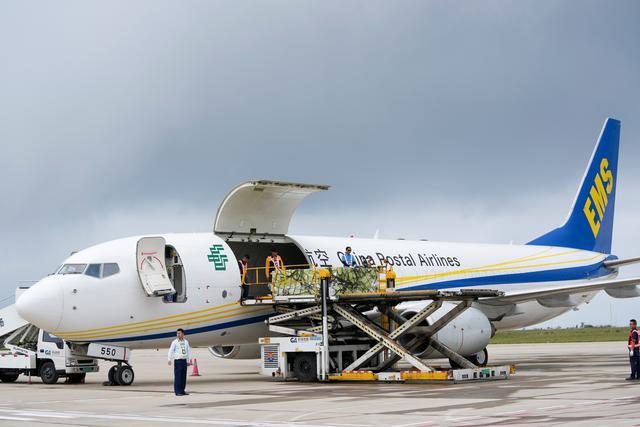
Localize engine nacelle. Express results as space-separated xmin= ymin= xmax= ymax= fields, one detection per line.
xmin=399 ymin=301 xmax=491 ymax=358
xmin=208 ymin=344 xmax=261 ymax=359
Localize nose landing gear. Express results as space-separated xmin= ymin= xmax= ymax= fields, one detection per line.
xmin=106 ymin=362 xmax=135 ymax=386
xmin=75 ymin=343 xmax=134 ymax=386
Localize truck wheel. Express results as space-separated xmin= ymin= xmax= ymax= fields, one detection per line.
xmin=108 ymin=366 xmax=118 ymax=385
xmin=293 ymin=354 xmax=317 ymax=382
xmin=39 ymin=361 xmax=59 ymax=384
xmin=0 ymin=373 xmax=19 ymax=383
xmin=67 ymin=373 xmax=86 ymax=384
xmin=116 ymin=366 xmax=134 ymax=386
xmin=468 ymin=348 xmax=489 ymax=367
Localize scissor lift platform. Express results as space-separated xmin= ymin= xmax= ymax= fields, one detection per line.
xmin=243 ymin=288 xmax=503 ymax=305
xmin=249 ymin=269 xmax=514 ymax=383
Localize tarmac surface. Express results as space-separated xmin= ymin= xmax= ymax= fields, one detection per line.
xmin=0 ymin=341 xmax=639 ymax=426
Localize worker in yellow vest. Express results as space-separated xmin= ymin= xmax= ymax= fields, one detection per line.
xmin=265 ymin=248 xmax=285 ymax=284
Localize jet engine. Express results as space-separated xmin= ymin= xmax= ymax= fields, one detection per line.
xmin=397 ymin=301 xmax=492 ymax=364
xmin=208 ymin=344 xmax=261 ymax=359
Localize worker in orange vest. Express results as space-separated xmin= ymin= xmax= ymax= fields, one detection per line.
xmin=238 ymin=254 xmax=250 ymax=299
xmin=626 ymin=319 xmax=640 ymax=380
xmin=265 ymin=248 xmax=285 ymax=283
xmin=238 ymin=254 xmax=250 ymax=284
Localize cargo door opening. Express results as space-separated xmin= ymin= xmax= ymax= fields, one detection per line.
xmin=225 ymin=239 xmax=309 ymax=300
xmin=228 ymin=240 xmax=309 ymax=285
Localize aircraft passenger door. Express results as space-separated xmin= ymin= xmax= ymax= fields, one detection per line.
xmin=136 ymin=237 xmax=175 ymax=297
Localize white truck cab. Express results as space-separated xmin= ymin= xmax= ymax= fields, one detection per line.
xmin=1 ymin=325 xmax=99 ymax=384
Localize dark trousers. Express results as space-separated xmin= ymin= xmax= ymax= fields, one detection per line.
xmin=630 ymin=355 xmax=640 ymax=379
xmin=173 ymin=359 xmax=187 ymax=394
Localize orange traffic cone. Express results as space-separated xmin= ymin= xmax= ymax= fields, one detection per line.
xmin=190 ymin=359 xmax=201 ymax=376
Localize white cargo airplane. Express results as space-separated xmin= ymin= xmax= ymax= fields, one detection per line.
xmin=15 ymin=118 xmax=640 ymax=379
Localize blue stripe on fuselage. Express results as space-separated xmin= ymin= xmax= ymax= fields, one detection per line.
xmin=92 ymin=313 xmax=273 ymax=344
xmin=403 ymin=261 xmax=613 ymax=291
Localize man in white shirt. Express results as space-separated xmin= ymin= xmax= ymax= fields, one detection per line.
xmin=167 ymin=328 xmax=192 ymax=396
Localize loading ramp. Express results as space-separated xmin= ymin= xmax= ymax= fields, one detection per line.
xmin=242 ymin=267 xmax=514 ymax=382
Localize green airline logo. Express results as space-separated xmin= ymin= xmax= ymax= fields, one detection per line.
xmin=207 ymin=245 xmax=229 ymax=271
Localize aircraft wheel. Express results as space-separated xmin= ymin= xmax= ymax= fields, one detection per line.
xmin=468 ymin=348 xmax=489 ymax=367
xmin=39 ymin=361 xmax=59 ymax=384
xmin=116 ymin=365 xmax=134 ymax=386
xmin=0 ymin=373 xmax=19 ymax=383
xmin=293 ymin=353 xmax=317 ymax=382
xmin=108 ymin=365 xmax=119 ymax=385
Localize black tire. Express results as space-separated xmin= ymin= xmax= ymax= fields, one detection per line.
xmin=115 ymin=366 xmax=134 ymax=386
xmin=67 ymin=373 xmax=86 ymax=384
xmin=39 ymin=361 xmax=59 ymax=384
xmin=293 ymin=353 xmax=317 ymax=382
xmin=108 ymin=366 xmax=118 ymax=385
xmin=0 ymin=372 xmax=19 ymax=383
xmin=468 ymin=348 xmax=489 ymax=367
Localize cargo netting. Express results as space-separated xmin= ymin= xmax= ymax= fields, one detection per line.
xmin=272 ymin=267 xmax=381 ymax=296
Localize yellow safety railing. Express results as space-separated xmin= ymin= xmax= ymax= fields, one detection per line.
xmin=241 ymin=263 xmax=314 ymax=286
xmin=240 ymin=263 xmax=389 ymax=297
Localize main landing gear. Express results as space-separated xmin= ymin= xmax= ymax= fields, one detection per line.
xmin=450 ymin=348 xmax=488 ymax=369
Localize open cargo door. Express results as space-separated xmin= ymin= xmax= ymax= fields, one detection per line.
xmin=136 ymin=237 xmax=175 ymax=297
xmin=214 ymin=180 xmax=329 ymax=237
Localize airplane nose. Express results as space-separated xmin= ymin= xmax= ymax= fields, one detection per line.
xmin=16 ymin=279 xmax=64 ymax=332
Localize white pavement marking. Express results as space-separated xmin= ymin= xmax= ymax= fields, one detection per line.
xmin=574 ymin=400 xmax=603 ymax=406
xmin=0 ymin=416 xmax=36 ymax=421
xmin=494 ymin=410 xmax=526 ymax=416
xmin=15 ymin=411 xmax=75 ymax=418
xmin=0 ymin=408 xmax=336 ymax=427
xmin=22 ymin=395 xmax=156 ymax=405
xmin=392 ymin=421 xmax=438 ymax=427
xmin=331 ymin=424 xmax=370 ymax=427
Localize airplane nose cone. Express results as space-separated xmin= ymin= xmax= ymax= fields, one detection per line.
xmin=16 ymin=279 xmax=64 ymax=331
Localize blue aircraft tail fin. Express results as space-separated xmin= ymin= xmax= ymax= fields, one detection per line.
xmin=528 ymin=118 xmax=621 ymax=254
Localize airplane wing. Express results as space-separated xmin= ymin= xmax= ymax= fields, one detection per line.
xmin=480 ymin=276 xmax=640 ymax=306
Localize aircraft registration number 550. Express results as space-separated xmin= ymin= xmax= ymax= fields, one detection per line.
xmin=87 ymin=343 xmax=130 ymax=361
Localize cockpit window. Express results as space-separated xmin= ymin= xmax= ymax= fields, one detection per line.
xmin=58 ymin=264 xmax=87 ymax=274
xmin=82 ymin=263 xmax=119 ymax=279
xmin=85 ymin=264 xmax=102 ymax=278
xmin=103 ymin=263 xmax=120 ymax=278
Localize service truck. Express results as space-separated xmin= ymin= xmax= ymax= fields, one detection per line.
xmin=0 ymin=324 xmax=99 ymax=384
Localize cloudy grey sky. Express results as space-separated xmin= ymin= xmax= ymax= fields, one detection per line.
xmin=1 ymin=1 xmax=639 ymax=327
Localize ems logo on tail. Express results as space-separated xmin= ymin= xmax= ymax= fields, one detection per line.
xmin=583 ymin=158 xmax=614 ymax=238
